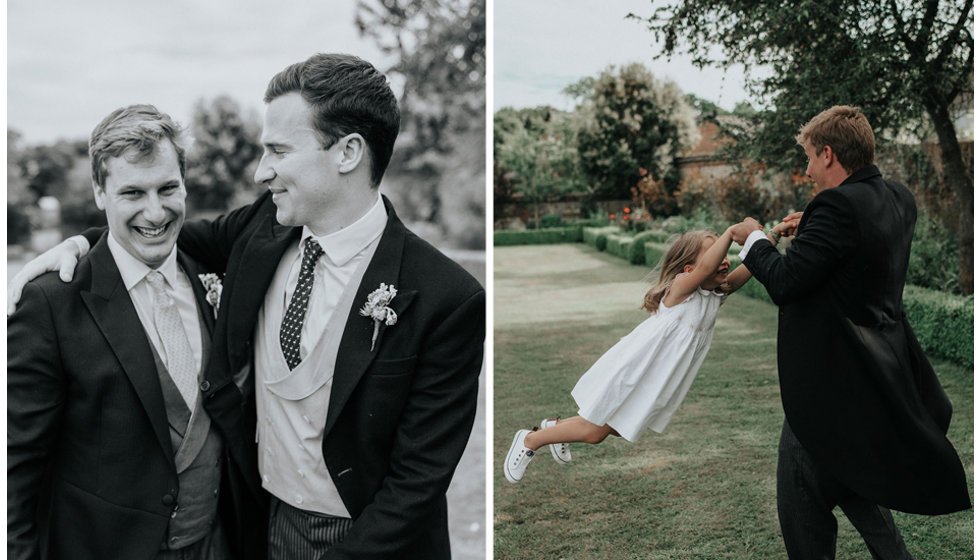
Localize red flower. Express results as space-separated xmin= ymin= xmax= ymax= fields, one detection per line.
xmin=623 ymin=207 xmax=631 ymax=214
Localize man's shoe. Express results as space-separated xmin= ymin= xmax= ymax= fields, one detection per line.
xmin=503 ymin=429 xmax=535 ymax=483
xmin=541 ymin=418 xmax=572 ymax=465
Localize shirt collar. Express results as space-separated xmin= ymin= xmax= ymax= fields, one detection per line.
xmin=302 ymin=193 xmax=387 ymax=267
xmin=107 ymin=232 xmax=180 ymax=291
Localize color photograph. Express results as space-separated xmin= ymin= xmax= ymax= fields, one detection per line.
xmin=493 ymin=0 xmax=973 ymax=558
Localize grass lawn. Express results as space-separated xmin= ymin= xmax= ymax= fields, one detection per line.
xmin=493 ymin=244 xmax=973 ymax=559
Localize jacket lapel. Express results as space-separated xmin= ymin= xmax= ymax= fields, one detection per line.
xmin=225 ymin=214 xmax=300 ymax=372
xmin=80 ymin=235 xmax=174 ymax=468
xmin=324 ymin=198 xmax=416 ymax=436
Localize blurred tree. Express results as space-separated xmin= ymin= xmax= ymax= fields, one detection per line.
xmin=8 ymin=130 xmax=33 ymax=205
xmin=356 ymin=0 xmax=486 ymax=249
xmin=184 ymin=95 xmax=262 ymax=212
xmin=635 ymin=0 xmax=974 ymax=293
xmin=576 ymin=63 xmax=699 ymax=202
xmin=495 ymin=107 xmax=582 ymax=225
xmin=17 ymin=139 xmax=86 ymax=201
xmin=8 ymin=129 xmax=34 ymax=244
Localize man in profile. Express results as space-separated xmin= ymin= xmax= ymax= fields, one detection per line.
xmin=732 ymin=105 xmax=970 ymax=558
xmin=11 ymin=54 xmax=486 ymax=559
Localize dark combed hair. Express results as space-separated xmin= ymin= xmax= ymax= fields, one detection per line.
xmin=89 ymin=104 xmax=187 ymax=188
xmin=264 ymin=53 xmax=401 ymax=187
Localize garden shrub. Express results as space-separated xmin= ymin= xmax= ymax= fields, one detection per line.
xmin=903 ymin=285 xmax=973 ymax=367
xmin=630 ymin=231 xmax=664 ymax=265
xmin=538 ymin=213 xmax=564 ymax=229
xmin=644 ymin=242 xmax=669 ymax=268
xmin=906 ymin=216 xmax=959 ymax=293
xmin=493 ymin=227 xmax=583 ymax=246
xmin=605 ymin=235 xmax=634 ymax=260
xmin=596 ymin=233 xmax=608 ymax=252
xmin=583 ymin=226 xmax=619 ymax=249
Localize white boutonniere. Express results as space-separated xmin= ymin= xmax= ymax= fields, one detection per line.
xmin=198 ymin=273 xmax=223 ymax=318
xmin=359 ymin=283 xmax=398 ymax=351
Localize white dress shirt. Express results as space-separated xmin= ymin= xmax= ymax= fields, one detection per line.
xmin=278 ymin=194 xmax=388 ymax=364
xmin=738 ymin=229 xmax=770 ymax=261
xmin=107 ymin=234 xmax=203 ymax=378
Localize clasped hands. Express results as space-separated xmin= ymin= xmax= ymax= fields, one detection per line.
xmin=729 ymin=211 xmax=803 ymax=245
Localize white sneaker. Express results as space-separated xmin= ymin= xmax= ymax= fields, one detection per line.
xmin=541 ymin=418 xmax=572 ymax=465
xmin=503 ymin=429 xmax=535 ymax=483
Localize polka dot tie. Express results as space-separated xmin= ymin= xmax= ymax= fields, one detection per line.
xmin=280 ymin=238 xmax=324 ymax=370
xmin=145 ymin=271 xmax=198 ymax=410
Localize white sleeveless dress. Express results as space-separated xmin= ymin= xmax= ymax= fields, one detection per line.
xmin=571 ymin=277 xmax=726 ymax=442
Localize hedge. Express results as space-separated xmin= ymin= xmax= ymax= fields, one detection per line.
xmin=903 ymin=285 xmax=973 ymax=367
xmin=583 ymin=226 xmax=620 ymax=250
xmin=605 ymin=235 xmax=634 ymax=260
xmin=494 ymin=226 xmax=583 ymax=246
xmin=644 ymin=242 xmax=669 ymax=268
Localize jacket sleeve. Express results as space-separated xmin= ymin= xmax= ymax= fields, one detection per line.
xmin=743 ymin=188 xmax=858 ymax=306
xmin=326 ymin=288 xmax=486 ymax=560
xmin=7 ymin=282 xmax=68 ymax=560
xmin=176 ymin=193 xmax=272 ymax=272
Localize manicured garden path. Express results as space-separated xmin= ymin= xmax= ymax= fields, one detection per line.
xmin=494 ymin=244 xmax=973 ymax=559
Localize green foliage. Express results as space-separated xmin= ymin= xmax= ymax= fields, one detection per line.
xmin=583 ymin=226 xmax=619 ymax=249
xmin=907 ymin=215 xmax=960 ymax=293
xmin=576 ymin=63 xmax=698 ymax=200
xmin=604 ymin=234 xmax=634 ymax=260
xmin=643 ymin=241 xmax=669 ymax=268
xmin=536 ymin=213 xmax=563 ymax=229
xmin=637 ymin=0 xmax=974 ymax=292
xmin=595 ymin=233 xmax=609 ymax=252
xmin=629 ymin=231 xmax=664 ymax=265
xmin=184 ymin=96 xmax=262 ymax=210
xmin=494 ymin=106 xmax=584 ymax=224
xmin=904 ymin=285 xmax=973 ymax=367
xmin=493 ymin=227 xmax=583 ymax=246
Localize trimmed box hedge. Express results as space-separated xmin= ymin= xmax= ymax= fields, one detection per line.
xmin=583 ymin=226 xmax=621 ymax=251
xmin=903 ymin=285 xmax=973 ymax=367
xmin=494 ymin=226 xmax=583 ymax=246
xmin=605 ymin=235 xmax=634 ymax=260
xmin=644 ymin=242 xmax=669 ymax=268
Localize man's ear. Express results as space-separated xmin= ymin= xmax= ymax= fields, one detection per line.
xmin=92 ymin=183 xmax=106 ymax=211
xmin=820 ymin=145 xmax=835 ymax=168
xmin=337 ymin=133 xmax=366 ymax=175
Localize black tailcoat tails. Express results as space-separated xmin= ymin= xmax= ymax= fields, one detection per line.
xmin=743 ymin=165 xmax=970 ymax=515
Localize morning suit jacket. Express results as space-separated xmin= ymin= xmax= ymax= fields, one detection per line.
xmin=174 ymin=192 xmax=485 ymax=559
xmin=742 ymin=165 xmax=970 ymax=515
xmin=7 ymin=234 xmax=220 ymax=560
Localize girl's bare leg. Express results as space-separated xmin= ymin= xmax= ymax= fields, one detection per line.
xmin=523 ymin=416 xmax=617 ymax=450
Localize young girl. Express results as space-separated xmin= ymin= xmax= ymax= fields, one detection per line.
xmin=504 ymin=227 xmax=761 ymax=483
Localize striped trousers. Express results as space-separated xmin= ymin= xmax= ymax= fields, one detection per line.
xmin=268 ymin=496 xmax=353 ymax=560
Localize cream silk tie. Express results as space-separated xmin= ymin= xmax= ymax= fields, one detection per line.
xmin=146 ymin=270 xmax=198 ymax=409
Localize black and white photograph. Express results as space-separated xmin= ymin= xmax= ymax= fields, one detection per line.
xmin=7 ymin=1 xmax=487 ymax=558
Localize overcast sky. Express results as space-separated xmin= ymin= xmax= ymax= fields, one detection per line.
xmin=493 ymin=0 xmax=760 ymax=113
xmin=8 ymin=0 xmax=397 ymax=145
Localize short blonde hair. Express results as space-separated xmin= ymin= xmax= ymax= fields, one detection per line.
xmin=796 ymin=105 xmax=875 ymax=173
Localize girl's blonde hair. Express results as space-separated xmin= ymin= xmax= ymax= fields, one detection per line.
xmin=642 ymin=230 xmax=717 ymax=313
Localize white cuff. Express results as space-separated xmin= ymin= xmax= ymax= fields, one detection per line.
xmin=67 ymin=235 xmax=91 ymax=257
xmin=738 ymin=230 xmax=769 ymax=261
